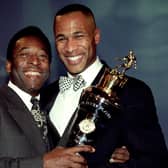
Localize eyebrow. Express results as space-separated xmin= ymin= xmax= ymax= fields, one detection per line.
xmin=56 ymin=31 xmax=86 ymax=38
xmin=16 ymin=47 xmax=48 ymax=54
xmin=55 ymin=34 xmax=64 ymax=39
xmin=16 ymin=47 xmax=29 ymax=53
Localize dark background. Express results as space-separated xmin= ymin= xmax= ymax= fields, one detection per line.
xmin=0 ymin=0 xmax=167 ymax=147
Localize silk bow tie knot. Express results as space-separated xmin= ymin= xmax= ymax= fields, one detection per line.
xmin=59 ymin=75 xmax=86 ymax=93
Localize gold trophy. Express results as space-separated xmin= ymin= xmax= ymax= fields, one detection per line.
xmin=66 ymin=50 xmax=136 ymax=147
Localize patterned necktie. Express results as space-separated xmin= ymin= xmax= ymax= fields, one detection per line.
xmin=30 ymin=97 xmax=48 ymax=141
xmin=59 ymin=75 xmax=86 ymax=93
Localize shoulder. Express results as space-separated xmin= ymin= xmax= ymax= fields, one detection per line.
xmin=0 ymin=85 xmax=16 ymax=112
xmin=120 ymin=75 xmax=155 ymax=107
xmin=125 ymin=76 xmax=153 ymax=94
xmin=40 ymin=80 xmax=59 ymax=111
xmin=0 ymin=85 xmax=12 ymax=100
xmin=41 ymin=80 xmax=59 ymax=96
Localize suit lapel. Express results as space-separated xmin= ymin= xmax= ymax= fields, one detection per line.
xmin=40 ymin=81 xmax=61 ymax=146
xmin=2 ymin=86 xmax=46 ymax=153
xmin=47 ymin=116 xmax=60 ymax=148
xmin=58 ymin=109 xmax=78 ymax=146
xmin=40 ymin=80 xmax=59 ymax=113
xmin=92 ymin=63 xmax=109 ymax=86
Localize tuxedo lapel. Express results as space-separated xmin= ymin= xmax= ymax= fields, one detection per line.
xmin=40 ymin=80 xmax=59 ymax=113
xmin=92 ymin=63 xmax=109 ymax=86
xmin=47 ymin=115 xmax=61 ymax=148
xmin=58 ymin=109 xmax=78 ymax=147
xmin=1 ymin=86 xmax=46 ymax=153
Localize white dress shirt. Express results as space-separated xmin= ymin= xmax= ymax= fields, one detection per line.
xmin=49 ymin=57 xmax=103 ymax=136
xmin=8 ymin=81 xmax=40 ymax=111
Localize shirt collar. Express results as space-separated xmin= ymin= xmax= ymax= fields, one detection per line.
xmin=8 ymin=81 xmax=40 ymax=110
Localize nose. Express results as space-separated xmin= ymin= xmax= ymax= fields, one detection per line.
xmin=28 ymin=54 xmax=40 ymax=65
xmin=64 ymin=38 xmax=76 ymax=53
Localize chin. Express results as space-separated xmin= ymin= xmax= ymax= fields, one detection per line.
xmin=27 ymin=84 xmax=40 ymax=91
xmin=68 ymin=67 xmax=85 ymax=75
xmin=28 ymin=88 xmax=39 ymax=96
xmin=69 ymin=71 xmax=82 ymax=76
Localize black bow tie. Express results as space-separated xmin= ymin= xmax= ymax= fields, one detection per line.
xmin=59 ymin=75 xmax=86 ymax=93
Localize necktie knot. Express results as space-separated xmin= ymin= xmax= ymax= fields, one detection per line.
xmin=59 ymin=75 xmax=86 ymax=93
xmin=31 ymin=97 xmax=40 ymax=110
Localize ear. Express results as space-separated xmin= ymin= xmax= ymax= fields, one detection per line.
xmin=5 ymin=60 xmax=12 ymax=73
xmin=94 ymin=28 xmax=101 ymax=44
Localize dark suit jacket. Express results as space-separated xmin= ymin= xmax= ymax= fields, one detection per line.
xmin=40 ymin=63 xmax=168 ymax=168
xmin=0 ymin=85 xmax=50 ymax=168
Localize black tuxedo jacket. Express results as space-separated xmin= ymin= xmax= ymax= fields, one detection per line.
xmin=40 ymin=63 xmax=168 ymax=168
xmin=0 ymin=85 xmax=50 ymax=168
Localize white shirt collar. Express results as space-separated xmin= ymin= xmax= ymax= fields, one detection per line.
xmin=8 ymin=81 xmax=40 ymax=111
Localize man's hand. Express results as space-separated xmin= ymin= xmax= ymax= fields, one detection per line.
xmin=43 ymin=145 xmax=95 ymax=168
xmin=109 ymin=146 xmax=130 ymax=163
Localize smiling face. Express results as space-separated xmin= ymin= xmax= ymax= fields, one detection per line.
xmin=6 ymin=36 xmax=50 ymax=96
xmin=54 ymin=11 xmax=100 ymax=75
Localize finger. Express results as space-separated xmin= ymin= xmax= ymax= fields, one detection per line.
xmin=69 ymin=154 xmax=87 ymax=164
xmin=68 ymin=162 xmax=88 ymax=168
xmin=59 ymin=157 xmax=87 ymax=168
xmin=67 ymin=145 xmax=95 ymax=154
xmin=113 ymin=152 xmax=129 ymax=159
xmin=111 ymin=153 xmax=129 ymax=162
xmin=109 ymin=158 xmax=125 ymax=163
xmin=114 ymin=148 xmax=130 ymax=156
xmin=121 ymin=146 xmax=127 ymax=149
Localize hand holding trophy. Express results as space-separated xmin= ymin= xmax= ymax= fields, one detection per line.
xmin=63 ymin=50 xmax=136 ymax=147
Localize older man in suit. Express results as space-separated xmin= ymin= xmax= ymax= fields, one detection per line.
xmin=41 ymin=3 xmax=168 ymax=168
xmin=0 ymin=26 xmax=95 ymax=168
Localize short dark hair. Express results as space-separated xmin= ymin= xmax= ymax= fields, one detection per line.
xmin=7 ymin=26 xmax=52 ymax=63
xmin=54 ymin=3 xmax=96 ymax=27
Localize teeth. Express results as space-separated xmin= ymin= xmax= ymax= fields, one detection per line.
xmin=67 ymin=55 xmax=82 ymax=61
xmin=25 ymin=72 xmax=41 ymax=76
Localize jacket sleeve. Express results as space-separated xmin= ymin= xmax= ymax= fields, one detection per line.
xmin=0 ymin=156 xmax=43 ymax=168
xmin=117 ymin=78 xmax=168 ymax=168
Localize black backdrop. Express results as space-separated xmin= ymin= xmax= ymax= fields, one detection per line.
xmin=0 ymin=0 xmax=168 ymax=147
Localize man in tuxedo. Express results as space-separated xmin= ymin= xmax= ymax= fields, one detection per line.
xmin=0 ymin=25 xmax=95 ymax=168
xmin=41 ymin=3 xmax=168 ymax=168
